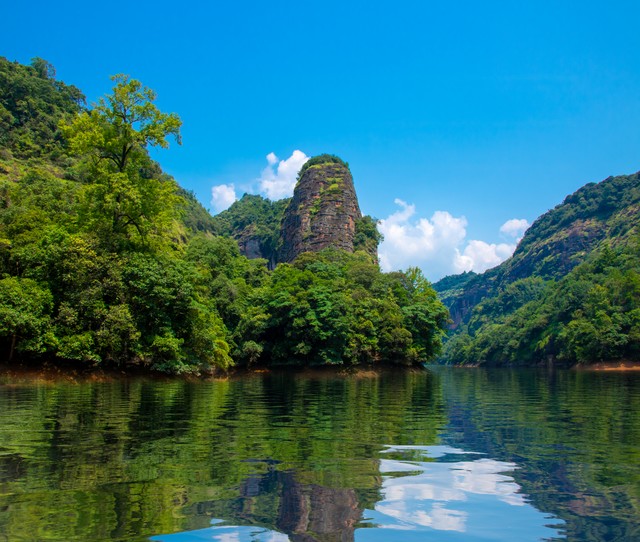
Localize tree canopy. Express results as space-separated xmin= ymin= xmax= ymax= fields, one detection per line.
xmin=0 ymin=56 xmax=84 ymax=161
xmin=60 ymin=75 xmax=183 ymax=248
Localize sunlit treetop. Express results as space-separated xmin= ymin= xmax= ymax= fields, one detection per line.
xmin=298 ymin=154 xmax=350 ymax=179
xmin=62 ymin=74 xmax=182 ymax=174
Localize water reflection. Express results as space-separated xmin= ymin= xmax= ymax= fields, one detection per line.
xmin=152 ymin=520 xmax=290 ymax=541
xmin=154 ymin=446 xmax=563 ymax=542
xmin=1 ymin=369 xmax=639 ymax=541
xmin=365 ymin=445 xmax=563 ymax=541
xmin=435 ymin=368 xmax=640 ymax=541
xmin=158 ymin=460 xmax=364 ymax=541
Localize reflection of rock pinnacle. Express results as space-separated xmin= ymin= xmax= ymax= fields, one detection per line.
xmin=277 ymin=475 xmax=360 ymax=541
xmin=237 ymin=466 xmax=362 ymax=541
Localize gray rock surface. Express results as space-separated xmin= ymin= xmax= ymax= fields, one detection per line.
xmin=279 ymin=162 xmax=362 ymax=263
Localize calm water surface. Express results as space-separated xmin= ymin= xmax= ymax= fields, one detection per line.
xmin=0 ymin=368 xmax=638 ymax=541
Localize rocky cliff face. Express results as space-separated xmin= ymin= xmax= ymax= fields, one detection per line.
xmin=279 ymin=161 xmax=362 ymax=263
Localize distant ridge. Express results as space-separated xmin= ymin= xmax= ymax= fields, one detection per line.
xmin=435 ymin=171 xmax=640 ymax=365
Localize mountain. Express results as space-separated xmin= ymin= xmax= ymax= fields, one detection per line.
xmin=212 ymin=155 xmax=381 ymax=266
xmin=435 ymin=171 xmax=640 ymax=365
xmin=279 ymin=155 xmax=362 ymax=262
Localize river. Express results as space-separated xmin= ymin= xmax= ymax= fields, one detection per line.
xmin=0 ymin=367 xmax=638 ymax=541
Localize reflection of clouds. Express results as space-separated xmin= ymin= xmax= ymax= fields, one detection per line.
xmin=152 ymin=524 xmax=290 ymax=541
xmin=385 ymin=481 xmax=463 ymax=502
xmin=378 ymin=501 xmax=467 ymax=531
xmin=375 ymin=446 xmax=528 ymax=533
xmin=451 ymin=458 xmax=524 ymax=505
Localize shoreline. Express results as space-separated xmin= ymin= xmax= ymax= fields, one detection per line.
xmin=1 ymin=360 xmax=639 ymax=385
xmin=573 ymin=361 xmax=640 ymax=372
xmin=0 ymin=361 xmax=424 ymax=385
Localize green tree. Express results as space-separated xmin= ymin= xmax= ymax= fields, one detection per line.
xmin=386 ymin=267 xmax=449 ymax=360
xmin=441 ymin=240 xmax=640 ymax=366
xmin=30 ymin=57 xmax=56 ymax=80
xmin=242 ymin=250 xmax=448 ymax=367
xmin=0 ymin=277 xmax=54 ymax=360
xmin=353 ymin=215 xmax=383 ymax=257
xmin=61 ymin=75 xmax=183 ymax=248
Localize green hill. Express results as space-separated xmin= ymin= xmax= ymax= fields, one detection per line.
xmin=0 ymin=57 xmax=448 ymax=373
xmin=435 ymin=172 xmax=640 ymax=366
xmin=0 ymin=56 xmax=84 ymax=162
xmin=211 ymin=193 xmax=289 ymax=267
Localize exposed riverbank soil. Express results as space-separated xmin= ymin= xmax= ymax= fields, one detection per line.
xmin=574 ymin=361 xmax=640 ymax=372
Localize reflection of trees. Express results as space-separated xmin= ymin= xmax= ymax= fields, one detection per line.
xmin=0 ymin=370 xmax=445 ymax=541
xmin=437 ymin=368 xmax=640 ymax=542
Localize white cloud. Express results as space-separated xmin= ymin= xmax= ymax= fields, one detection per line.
xmin=258 ymin=150 xmax=309 ymax=200
xmin=453 ymin=240 xmax=516 ymax=274
xmin=266 ymin=151 xmax=278 ymax=166
xmin=378 ymin=200 xmax=521 ymax=281
xmin=210 ymin=183 xmax=237 ymax=213
xmin=378 ymin=200 xmax=468 ymax=280
xmin=208 ymin=150 xmax=307 ymax=213
xmin=500 ymin=218 xmax=530 ymax=239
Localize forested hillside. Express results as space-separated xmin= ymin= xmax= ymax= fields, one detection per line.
xmin=436 ymin=172 xmax=640 ymax=365
xmin=211 ymin=194 xmax=289 ymax=266
xmin=0 ymin=57 xmax=448 ymax=373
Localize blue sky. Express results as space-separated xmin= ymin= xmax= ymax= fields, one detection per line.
xmin=4 ymin=1 xmax=640 ymax=280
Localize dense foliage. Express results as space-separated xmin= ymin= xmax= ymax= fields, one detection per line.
xmin=353 ymin=214 xmax=383 ymax=257
xmin=0 ymin=70 xmax=236 ymax=373
xmin=0 ymin=56 xmax=84 ymax=161
xmin=442 ymin=240 xmax=640 ymax=365
xmin=178 ymin=187 xmax=218 ymax=234
xmin=0 ymin=59 xmax=448 ymax=373
xmin=211 ymin=193 xmax=289 ymax=264
xmin=235 ymin=249 xmax=448 ymax=366
xmin=436 ymin=169 xmax=640 ymax=366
